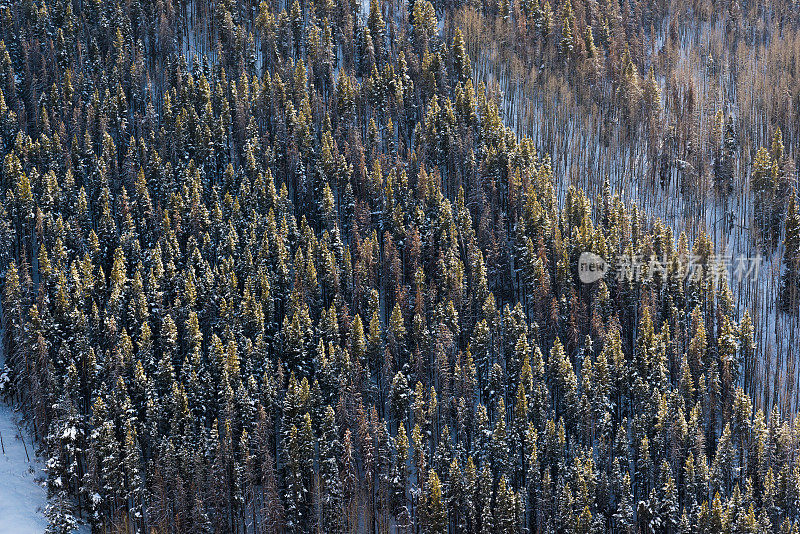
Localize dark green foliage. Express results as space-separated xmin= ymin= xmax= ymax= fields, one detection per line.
xmin=0 ymin=1 xmax=792 ymax=534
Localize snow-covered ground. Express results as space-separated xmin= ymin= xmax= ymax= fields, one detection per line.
xmin=0 ymin=321 xmax=48 ymax=534
xmin=0 ymin=399 xmax=48 ymax=533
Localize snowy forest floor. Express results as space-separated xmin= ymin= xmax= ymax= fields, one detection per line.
xmin=0 ymin=400 xmax=48 ymax=533
xmin=0 ymin=335 xmax=48 ymax=533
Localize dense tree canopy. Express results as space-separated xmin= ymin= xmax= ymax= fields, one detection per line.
xmin=0 ymin=0 xmax=799 ymax=533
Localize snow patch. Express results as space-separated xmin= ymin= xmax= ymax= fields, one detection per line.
xmin=0 ymin=320 xmax=48 ymax=533
xmin=0 ymin=400 xmax=49 ymax=533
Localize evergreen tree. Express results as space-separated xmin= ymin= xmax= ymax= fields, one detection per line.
xmin=781 ymin=192 xmax=800 ymax=312
xmin=421 ymin=469 xmax=447 ymax=534
xmin=0 ymin=2 xmax=795 ymax=533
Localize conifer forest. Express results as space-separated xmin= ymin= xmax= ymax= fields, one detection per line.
xmin=7 ymin=0 xmax=800 ymax=532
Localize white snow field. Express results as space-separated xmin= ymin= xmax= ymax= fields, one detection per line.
xmin=0 ymin=326 xmax=48 ymax=534
xmin=0 ymin=399 xmax=48 ymax=534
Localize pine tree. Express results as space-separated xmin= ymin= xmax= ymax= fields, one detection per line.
xmin=618 ymin=48 xmax=642 ymax=124
xmin=367 ymin=0 xmax=386 ymax=65
xmin=549 ymin=337 xmax=577 ymax=430
xmin=752 ymin=146 xmax=777 ymax=248
xmin=452 ymin=29 xmax=471 ymax=85
xmin=642 ymin=67 xmax=661 ymax=129
xmin=284 ymin=424 xmax=305 ymax=532
xmin=477 ymin=465 xmax=494 ymax=534
xmin=740 ymin=312 xmax=757 ymax=396
xmin=614 ymin=472 xmax=635 ymax=533
xmin=559 ymin=0 xmax=575 ymax=58
xmin=421 ymin=469 xmax=447 ymax=534
xmin=391 ymin=424 xmax=411 ymax=527
xmin=495 ymin=476 xmax=517 ymax=534
xmin=491 ymin=397 xmax=510 ymax=477
xmin=1 ymin=2 xmax=799 ymax=533
xmin=412 ymin=0 xmax=437 ymax=56
xmin=781 ymin=192 xmax=800 ymax=312
xmin=660 ymin=461 xmax=680 ymax=532
xmin=44 ymin=490 xmax=78 ymax=534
